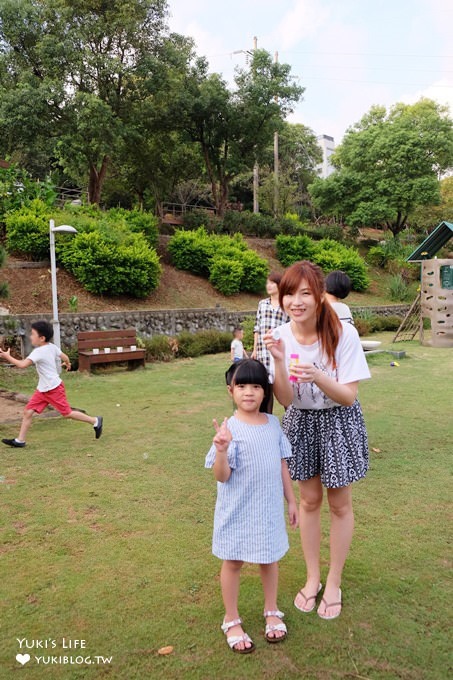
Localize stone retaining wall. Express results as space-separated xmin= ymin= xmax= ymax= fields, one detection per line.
xmin=0 ymin=304 xmax=409 ymax=356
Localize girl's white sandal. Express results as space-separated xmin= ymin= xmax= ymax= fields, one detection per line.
xmin=221 ymin=617 xmax=255 ymax=654
xmin=264 ymin=609 xmax=287 ymax=643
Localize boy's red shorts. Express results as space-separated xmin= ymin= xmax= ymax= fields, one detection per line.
xmin=26 ymin=383 xmax=72 ymax=417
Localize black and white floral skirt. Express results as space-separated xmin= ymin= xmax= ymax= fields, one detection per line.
xmin=282 ymin=400 xmax=369 ymax=488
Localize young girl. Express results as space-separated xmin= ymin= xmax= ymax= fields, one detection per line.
xmin=264 ymin=261 xmax=370 ymax=621
xmin=205 ymin=359 xmax=298 ymax=654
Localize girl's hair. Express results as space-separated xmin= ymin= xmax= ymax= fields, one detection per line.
xmin=225 ymin=359 xmax=272 ymax=413
xmin=279 ymin=261 xmax=342 ymax=368
xmin=325 ymin=270 xmax=352 ymax=299
xmin=268 ymin=270 xmax=283 ymax=286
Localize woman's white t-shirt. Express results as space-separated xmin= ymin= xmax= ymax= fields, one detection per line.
xmin=271 ymin=322 xmax=371 ymax=410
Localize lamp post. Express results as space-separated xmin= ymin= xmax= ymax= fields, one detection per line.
xmin=49 ymin=219 xmax=77 ymax=348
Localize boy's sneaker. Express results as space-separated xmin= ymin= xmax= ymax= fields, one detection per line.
xmin=94 ymin=417 xmax=103 ymax=439
xmin=2 ymin=438 xmax=26 ymax=448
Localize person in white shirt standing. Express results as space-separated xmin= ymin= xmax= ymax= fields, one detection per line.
xmin=265 ymin=261 xmax=370 ymax=621
xmin=325 ymin=270 xmax=354 ymax=325
xmin=230 ymin=327 xmax=247 ymax=363
xmin=0 ymin=320 xmax=103 ymax=448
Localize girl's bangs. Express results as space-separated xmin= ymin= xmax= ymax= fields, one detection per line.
xmin=229 ymin=359 xmax=269 ymax=389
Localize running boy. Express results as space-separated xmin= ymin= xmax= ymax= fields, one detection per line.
xmin=0 ymin=320 xmax=103 ymax=447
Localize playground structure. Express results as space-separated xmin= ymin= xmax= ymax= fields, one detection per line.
xmin=394 ymin=221 xmax=453 ymax=347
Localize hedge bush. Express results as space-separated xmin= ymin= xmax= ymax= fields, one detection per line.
xmin=276 ymin=234 xmax=369 ymax=291
xmin=176 ymin=329 xmax=232 ymax=357
xmin=5 ymin=202 xmax=162 ymax=297
xmin=5 ymin=200 xmax=51 ymax=260
xmin=60 ymin=231 xmax=161 ymax=297
xmin=168 ymin=228 xmax=268 ymax=295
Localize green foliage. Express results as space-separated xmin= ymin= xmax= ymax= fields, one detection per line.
xmin=309 ymin=99 xmax=453 ymax=237
xmin=61 ymin=344 xmax=79 ymax=372
xmin=0 ymin=281 xmax=9 ymax=299
xmin=236 ymin=250 xmax=269 ymax=293
xmin=176 ymin=329 xmax=232 ymax=358
xmin=276 ymin=234 xmax=318 ymax=267
xmin=209 ymin=257 xmax=243 ymax=296
xmin=276 ymin=234 xmax=370 ymax=291
xmin=241 ymin=316 xmax=256 ymax=352
xmin=168 ymin=227 xmax=216 ymax=276
xmin=5 ymin=202 xmax=162 ymax=297
xmin=352 ymin=312 xmax=404 ymax=336
xmin=388 ymin=274 xmax=416 ymax=302
xmin=222 ymin=211 xmax=279 ymax=237
xmin=0 ymin=165 xmax=57 ymax=222
xmin=5 ymin=200 xmax=51 ymax=260
xmin=60 ymin=230 xmax=161 ymax=297
xmin=168 ymin=228 xmax=268 ymax=295
xmin=139 ymin=335 xmax=176 ymax=362
xmin=109 ymin=209 xmax=159 ymax=248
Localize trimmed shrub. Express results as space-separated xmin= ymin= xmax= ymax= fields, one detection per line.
xmin=140 ymin=335 xmax=176 ymax=362
xmin=5 ymin=200 xmax=51 ymax=260
xmin=169 ymin=228 xmax=268 ymax=295
xmin=60 ymin=231 xmax=161 ymax=297
xmin=209 ymin=257 xmax=244 ymax=295
xmin=276 ymin=234 xmax=318 ymax=267
xmin=276 ymin=234 xmax=369 ymax=291
xmin=168 ymin=227 xmax=215 ymax=276
xmin=177 ymin=329 xmax=232 ymax=357
xmin=236 ymin=250 xmax=269 ymax=293
xmin=122 ymin=210 xmax=159 ymax=248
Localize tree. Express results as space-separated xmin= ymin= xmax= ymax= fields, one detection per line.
xmin=175 ymin=50 xmax=304 ymax=216
xmin=259 ymin=122 xmax=322 ymax=216
xmin=410 ymin=176 xmax=453 ymax=230
xmin=309 ymin=99 xmax=453 ymax=237
xmin=0 ymin=0 xmax=189 ymax=204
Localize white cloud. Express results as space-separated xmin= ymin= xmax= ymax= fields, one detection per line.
xmin=400 ymin=78 xmax=453 ymax=115
xmin=270 ymin=0 xmax=330 ymax=50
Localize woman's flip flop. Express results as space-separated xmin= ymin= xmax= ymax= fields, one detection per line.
xmin=318 ymin=588 xmax=342 ymax=620
xmin=294 ymin=583 xmax=322 ymax=613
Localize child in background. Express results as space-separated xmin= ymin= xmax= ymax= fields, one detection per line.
xmin=230 ymin=327 xmax=247 ymax=362
xmin=325 ymin=271 xmax=354 ymax=325
xmin=0 ymin=320 xmax=103 ymax=447
xmin=206 ymin=359 xmax=298 ymax=653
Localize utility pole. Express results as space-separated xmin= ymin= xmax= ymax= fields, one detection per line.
xmin=252 ymin=36 xmax=259 ymax=214
xmin=273 ymin=50 xmax=279 ymax=218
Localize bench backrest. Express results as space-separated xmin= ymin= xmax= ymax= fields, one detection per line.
xmin=77 ymin=329 xmax=138 ymax=350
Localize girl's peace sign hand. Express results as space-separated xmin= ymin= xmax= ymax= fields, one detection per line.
xmin=212 ymin=417 xmax=232 ymax=453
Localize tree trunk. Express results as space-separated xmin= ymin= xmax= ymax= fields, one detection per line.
xmin=217 ymin=176 xmax=230 ymax=217
xmin=88 ymin=155 xmax=110 ymax=204
xmin=389 ymin=210 xmax=407 ymax=238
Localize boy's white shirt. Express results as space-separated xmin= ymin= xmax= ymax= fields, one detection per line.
xmin=27 ymin=343 xmax=63 ymax=393
xmin=231 ymin=338 xmax=244 ymax=359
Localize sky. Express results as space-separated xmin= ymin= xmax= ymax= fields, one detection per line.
xmin=167 ymin=0 xmax=453 ymax=145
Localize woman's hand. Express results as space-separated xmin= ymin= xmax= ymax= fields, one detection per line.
xmin=263 ymin=331 xmax=286 ymax=362
xmin=288 ymin=501 xmax=299 ymax=528
xmin=289 ymin=362 xmax=321 ymax=383
xmin=212 ymin=417 xmax=232 ymax=452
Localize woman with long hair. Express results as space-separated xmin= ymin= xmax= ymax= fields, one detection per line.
xmin=264 ymin=261 xmax=370 ymax=620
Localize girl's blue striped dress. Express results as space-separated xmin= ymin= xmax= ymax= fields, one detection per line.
xmin=205 ymin=414 xmax=293 ymax=564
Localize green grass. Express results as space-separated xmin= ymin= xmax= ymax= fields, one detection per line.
xmin=0 ymin=334 xmax=451 ymax=679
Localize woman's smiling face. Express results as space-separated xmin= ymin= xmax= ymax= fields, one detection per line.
xmin=282 ymin=278 xmax=319 ymax=323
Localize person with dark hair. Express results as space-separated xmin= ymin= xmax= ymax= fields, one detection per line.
xmin=230 ymin=327 xmax=247 ymax=362
xmin=205 ymin=359 xmax=298 ymax=654
xmin=325 ymin=271 xmax=354 ymax=325
xmin=251 ymin=272 xmax=289 ymax=410
xmin=264 ymin=261 xmax=370 ymax=621
xmin=0 ymin=320 xmax=103 ymax=447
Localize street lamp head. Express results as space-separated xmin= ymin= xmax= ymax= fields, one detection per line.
xmin=51 ymin=225 xmax=78 ymax=234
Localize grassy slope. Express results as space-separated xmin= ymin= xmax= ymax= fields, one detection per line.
xmin=1 ymin=333 xmax=449 ymax=679
xmin=1 ymin=238 xmax=402 ymax=315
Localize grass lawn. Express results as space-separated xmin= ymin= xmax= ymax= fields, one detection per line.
xmin=0 ymin=333 xmax=451 ymax=679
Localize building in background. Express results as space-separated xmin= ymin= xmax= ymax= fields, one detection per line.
xmin=316 ymin=134 xmax=335 ymax=178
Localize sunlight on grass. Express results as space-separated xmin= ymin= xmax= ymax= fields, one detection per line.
xmin=0 ymin=335 xmax=451 ymax=679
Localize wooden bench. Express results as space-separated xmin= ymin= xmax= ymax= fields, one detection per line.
xmin=77 ymin=329 xmax=146 ymax=373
